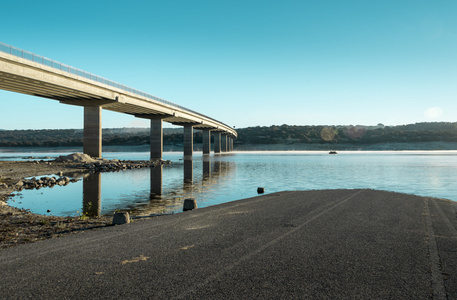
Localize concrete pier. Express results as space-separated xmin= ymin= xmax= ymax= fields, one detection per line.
xmin=83 ymin=106 xmax=102 ymax=158
xmin=214 ymin=132 xmax=221 ymax=154
xmin=150 ymin=118 xmax=163 ymax=161
xmin=184 ymin=125 xmax=193 ymax=159
xmin=202 ymin=129 xmax=211 ymax=155
xmin=221 ymin=134 xmax=227 ymax=152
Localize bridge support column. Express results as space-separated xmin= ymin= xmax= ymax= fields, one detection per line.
xmin=221 ymin=134 xmax=227 ymax=152
xmin=83 ymin=106 xmax=102 ymax=158
xmin=150 ymin=118 xmax=163 ymax=161
xmin=202 ymin=129 xmax=211 ymax=155
xmin=214 ymin=132 xmax=221 ymax=154
xmin=184 ymin=125 xmax=194 ymax=159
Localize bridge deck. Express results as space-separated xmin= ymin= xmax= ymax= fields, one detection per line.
xmin=0 ymin=43 xmax=236 ymax=135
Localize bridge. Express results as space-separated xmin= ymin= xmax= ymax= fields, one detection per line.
xmin=0 ymin=42 xmax=237 ymax=159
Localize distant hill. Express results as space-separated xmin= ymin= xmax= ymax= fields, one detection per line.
xmin=1 ymin=122 xmax=457 ymax=150
xmin=235 ymin=122 xmax=457 ymax=146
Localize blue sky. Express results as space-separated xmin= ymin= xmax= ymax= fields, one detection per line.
xmin=1 ymin=0 xmax=456 ymax=129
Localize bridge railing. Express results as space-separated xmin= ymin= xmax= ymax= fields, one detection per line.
xmin=0 ymin=42 xmax=235 ymax=134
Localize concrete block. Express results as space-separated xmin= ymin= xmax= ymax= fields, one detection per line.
xmin=183 ymin=198 xmax=198 ymax=211
xmin=112 ymin=212 xmax=130 ymax=225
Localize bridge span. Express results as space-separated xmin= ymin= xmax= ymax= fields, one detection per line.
xmin=0 ymin=42 xmax=236 ymax=159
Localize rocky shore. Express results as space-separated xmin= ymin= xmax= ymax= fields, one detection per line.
xmin=0 ymin=153 xmax=168 ymax=249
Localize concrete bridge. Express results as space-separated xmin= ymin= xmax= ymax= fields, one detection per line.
xmin=0 ymin=42 xmax=237 ymax=159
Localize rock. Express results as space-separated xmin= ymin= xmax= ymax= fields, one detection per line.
xmin=14 ymin=180 xmax=24 ymax=187
xmin=112 ymin=212 xmax=130 ymax=225
xmin=183 ymin=198 xmax=198 ymax=211
xmin=54 ymin=153 xmax=96 ymax=163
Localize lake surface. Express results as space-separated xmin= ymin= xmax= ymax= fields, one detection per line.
xmin=4 ymin=151 xmax=457 ymax=217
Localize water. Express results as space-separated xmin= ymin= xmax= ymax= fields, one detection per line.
xmin=4 ymin=151 xmax=457 ymax=217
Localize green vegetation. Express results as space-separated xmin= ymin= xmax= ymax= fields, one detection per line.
xmin=235 ymin=123 xmax=457 ymax=145
xmin=1 ymin=122 xmax=457 ymax=149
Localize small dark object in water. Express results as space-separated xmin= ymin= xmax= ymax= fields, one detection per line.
xmin=257 ymin=187 xmax=265 ymax=194
xmin=329 ymin=151 xmax=337 ymax=155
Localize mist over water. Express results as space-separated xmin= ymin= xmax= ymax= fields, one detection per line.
xmin=4 ymin=151 xmax=457 ymax=217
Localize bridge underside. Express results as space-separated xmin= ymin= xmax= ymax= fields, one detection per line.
xmin=0 ymin=51 xmax=236 ymax=159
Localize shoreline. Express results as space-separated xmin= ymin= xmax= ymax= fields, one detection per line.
xmin=2 ymin=149 xmax=457 ymax=249
xmin=0 ymin=157 xmax=165 ymax=249
xmin=2 ymin=141 xmax=457 ymax=153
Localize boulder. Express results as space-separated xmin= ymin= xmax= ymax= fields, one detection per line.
xmin=54 ymin=153 xmax=96 ymax=163
xmin=112 ymin=212 xmax=130 ymax=225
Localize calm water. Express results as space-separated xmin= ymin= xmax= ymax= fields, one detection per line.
xmin=4 ymin=151 xmax=457 ymax=217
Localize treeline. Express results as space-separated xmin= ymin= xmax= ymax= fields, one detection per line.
xmin=0 ymin=127 xmax=193 ymax=147
xmin=235 ymin=123 xmax=457 ymax=145
xmin=1 ymin=122 xmax=457 ymax=147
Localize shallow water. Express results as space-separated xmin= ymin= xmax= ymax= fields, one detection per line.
xmin=5 ymin=150 xmax=457 ymax=217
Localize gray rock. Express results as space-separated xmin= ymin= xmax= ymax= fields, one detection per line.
xmin=112 ymin=212 xmax=130 ymax=225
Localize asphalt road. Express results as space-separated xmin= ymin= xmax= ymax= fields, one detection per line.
xmin=1 ymin=189 xmax=456 ymax=299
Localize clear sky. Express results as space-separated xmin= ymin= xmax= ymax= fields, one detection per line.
xmin=1 ymin=0 xmax=456 ymax=130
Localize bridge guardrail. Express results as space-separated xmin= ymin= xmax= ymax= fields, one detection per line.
xmin=0 ymin=42 xmax=235 ymax=134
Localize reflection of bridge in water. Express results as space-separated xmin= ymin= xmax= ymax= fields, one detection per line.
xmin=82 ymin=156 xmax=235 ymax=217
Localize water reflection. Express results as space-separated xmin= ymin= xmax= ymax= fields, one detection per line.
xmin=77 ymin=157 xmax=236 ymax=217
xmin=213 ymin=159 xmax=221 ymax=176
xmin=184 ymin=159 xmax=193 ymax=185
xmin=203 ymin=157 xmax=211 ymax=179
xmin=150 ymin=164 xmax=163 ymax=198
xmin=7 ymin=152 xmax=457 ymax=218
xmin=82 ymin=172 xmax=101 ymax=217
